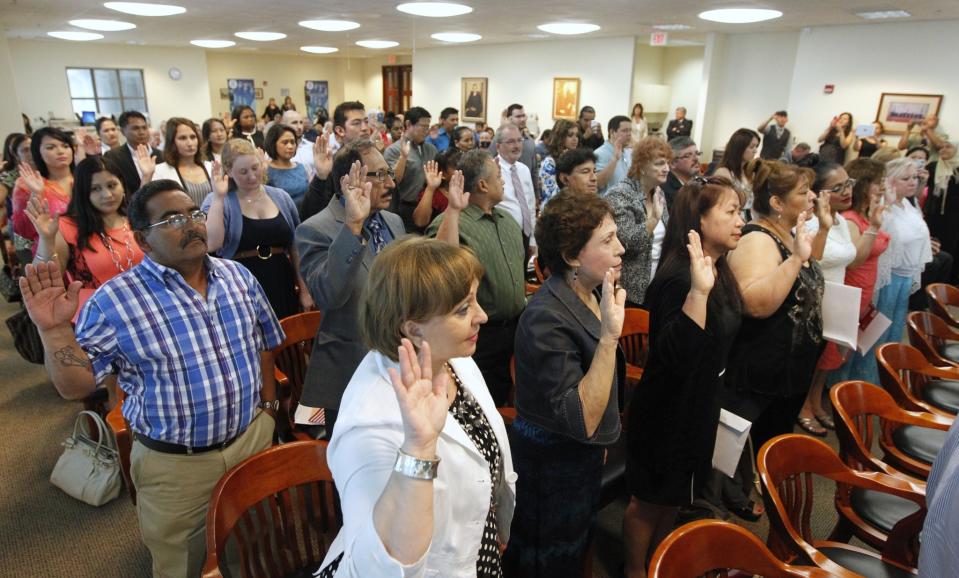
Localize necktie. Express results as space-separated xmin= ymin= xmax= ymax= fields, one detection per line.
xmin=510 ymin=164 xmax=533 ymax=237
xmin=367 ymin=217 xmax=387 ymax=254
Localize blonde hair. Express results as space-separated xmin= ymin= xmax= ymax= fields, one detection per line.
xmin=359 ymin=237 xmax=484 ymax=361
xmin=221 ymin=138 xmax=257 ymax=171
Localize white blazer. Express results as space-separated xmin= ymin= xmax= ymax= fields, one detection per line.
xmin=151 ymin=161 xmax=214 ymax=186
xmin=319 ymin=351 xmax=517 ymax=578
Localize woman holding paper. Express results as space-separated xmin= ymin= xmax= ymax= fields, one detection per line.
xmin=622 ymin=176 xmax=744 ymax=578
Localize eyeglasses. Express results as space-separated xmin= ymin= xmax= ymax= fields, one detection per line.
xmin=366 ymin=168 xmax=395 ymax=183
xmin=691 ymin=176 xmax=726 ymax=186
xmin=677 ymin=150 xmax=702 ymax=160
xmin=499 ymin=138 xmax=523 ymax=146
xmin=142 ymin=210 xmax=207 ymax=230
xmin=479 ymin=141 xmax=491 ymax=148
xmin=823 ymin=178 xmax=856 ymax=194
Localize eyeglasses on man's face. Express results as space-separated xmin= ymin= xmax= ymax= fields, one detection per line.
xmin=499 ymin=138 xmax=523 ymax=146
xmin=824 ymin=179 xmax=856 ymax=194
xmin=366 ymin=168 xmax=396 ymax=183
xmin=677 ymin=150 xmax=702 ymax=161
xmin=143 ymin=210 xmax=207 ymax=230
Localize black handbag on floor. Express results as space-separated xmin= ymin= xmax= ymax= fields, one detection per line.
xmin=6 ymin=307 xmax=44 ymax=364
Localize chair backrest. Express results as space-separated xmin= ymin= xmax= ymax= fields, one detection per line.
xmin=926 ymin=283 xmax=959 ymax=328
xmin=202 ymin=440 xmax=341 ymax=578
xmin=877 ymin=342 xmax=959 ymax=416
xmin=620 ymin=307 xmax=650 ymax=368
xmin=533 ymin=255 xmax=547 ymax=282
xmin=907 ymin=311 xmax=959 ymax=367
xmin=759 ymin=434 xmax=926 ymax=571
xmin=649 ymin=520 xmax=835 ymax=578
xmin=272 ymin=311 xmax=323 ymax=434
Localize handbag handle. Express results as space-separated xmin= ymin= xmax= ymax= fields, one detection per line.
xmin=72 ymin=410 xmax=117 ymax=455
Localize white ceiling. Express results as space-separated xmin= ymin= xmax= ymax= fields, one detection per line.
xmin=3 ymin=0 xmax=959 ymax=56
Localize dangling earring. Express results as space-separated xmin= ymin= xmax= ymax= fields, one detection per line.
xmin=776 ymin=211 xmax=782 ymax=221
xmin=572 ymin=267 xmax=579 ymax=282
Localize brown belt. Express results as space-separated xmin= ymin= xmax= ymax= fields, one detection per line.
xmin=233 ymin=245 xmax=288 ymax=260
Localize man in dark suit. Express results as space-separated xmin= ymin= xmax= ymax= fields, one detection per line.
xmin=295 ymin=137 xmax=405 ymax=437
xmin=661 ymin=136 xmax=701 ymax=210
xmin=104 ymin=110 xmax=161 ymax=195
xmin=666 ymin=107 xmax=694 ymax=139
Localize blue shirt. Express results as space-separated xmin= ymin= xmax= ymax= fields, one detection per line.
xmin=595 ymin=141 xmax=632 ymax=195
xmin=76 ymin=255 xmax=285 ymax=446
xmin=919 ymin=417 xmax=959 ymax=576
xmin=266 ymin=163 xmax=310 ymax=206
xmin=425 ymin=127 xmax=451 ymax=152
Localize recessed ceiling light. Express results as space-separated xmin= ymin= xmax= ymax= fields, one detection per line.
xmin=527 ymin=33 xmax=549 ymax=39
xmin=103 ymin=2 xmax=185 ymax=16
xmin=431 ymin=32 xmax=481 ymax=43
xmin=191 ymin=39 xmax=236 ymax=48
xmin=300 ymin=45 xmax=339 ymax=54
xmin=698 ymin=8 xmax=782 ymax=24
xmin=537 ymin=22 xmax=601 ymax=35
xmin=48 ymin=31 xmax=104 ymax=41
xmin=298 ymin=19 xmax=361 ymax=31
xmin=856 ymin=10 xmax=911 ymax=19
xmin=653 ymin=24 xmax=692 ymax=31
xmin=356 ymin=40 xmax=399 ymax=49
xmin=234 ymin=31 xmax=287 ymax=41
xmin=68 ymin=19 xmax=136 ymax=31
xmin=397 ymin=2 xmax=473 ymax=17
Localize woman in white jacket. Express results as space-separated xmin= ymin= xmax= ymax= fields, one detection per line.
xmin=315 ymin=235 xmax=516 ymax=578
xmin=151 ymin=117 xmax=213 ymax=205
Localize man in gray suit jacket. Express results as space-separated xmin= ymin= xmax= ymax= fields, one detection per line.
xmin=295 ymin=138 xmax=405 ymax=436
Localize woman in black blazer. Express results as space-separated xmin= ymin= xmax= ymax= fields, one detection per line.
xmin=622 ymin=176 xmax=745 ymax=578
xmin=504 ymin=190 xmax=627 ymax=577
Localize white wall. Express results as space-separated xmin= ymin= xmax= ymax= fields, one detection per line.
xmin=9 ymin=39 xmax=212 ymax=127
xmin=0 ymin=37 xmax=24 ymax=137
xmin=662 ymin=47 xmax=705 ymax=118
xmin=412 ymin=36 xmax=636 ymax=134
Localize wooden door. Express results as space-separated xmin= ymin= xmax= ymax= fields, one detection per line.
xmin=382 ymin=65 xmax=412 ymax=114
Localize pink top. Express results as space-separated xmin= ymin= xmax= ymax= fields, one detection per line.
xmin=12 ymin=179 xmax=71 ymax=254
xmin=59 ymin=216 xmax=145 ymax=319
xmin=842 ymin=209 xmax=891 ymax=315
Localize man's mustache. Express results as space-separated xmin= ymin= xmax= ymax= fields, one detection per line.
xmin=181 ymin=230 xmax=207 ymax=248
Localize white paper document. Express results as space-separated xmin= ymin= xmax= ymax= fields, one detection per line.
xmin=858 ymin=308 xmax=892 ymax=355
xmin=712 ymin=409 xmax=752 ymax=478
xmin=822 ymin=281 xmax=862 ymax=351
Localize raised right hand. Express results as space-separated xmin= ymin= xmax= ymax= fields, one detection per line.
xmin=211 ymin=160 xmax=229 ymax=198
xmin=25 ymin=194 xmax=59 ymax=241
xmin=313 ymin=130 xmax=333 ymax=180
xmin=19 ymin=261 xmax=81 ymax=331
xmin=687 ymin=230 xmax=715 ymax=295
xmin=18 ymin=163 xmax=45 ymax=197
xmin=867 ymin=194 xmax=885 ymax=229
xmin=400 ymin=133 xmax=411 ymax=158
xmin=599 ymin=269 xmax=627 ymax=342
xmin=341 ymin=160 xmax=372 ymax=231
xmin=387 ymin=339 xmax=451 ymax=458
xmin=135 ymin=144 xmax=156 ymax=179
xmin=423 ymin=160 xmax=442 ymax=190
xmin=793 ymin=210 xmax=813 ymax=263
xmin=221 ymin=112 xmax=236 ymax=133
xmin=445 ymin=170 xmax=469 ymax=211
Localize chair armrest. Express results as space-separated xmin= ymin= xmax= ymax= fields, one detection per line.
xmin=274 ymin=367 xmax=290 ymax=390
xmin=200 ymin=558 xmax=225 ymax=578
xmin=497 ymin=407 xmax=517 ymax=426
xmin=105 ymin=401 xmax=127 ymax=437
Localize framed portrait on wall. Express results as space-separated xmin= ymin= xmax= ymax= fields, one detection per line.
xmin=461 ymin=77 xmax=487 ymax=123
xmin=876 ymin=92 xmax=943 ymax=134
xmin=552 ymin=77 xmax=580 ymax=120
xmin=254 ymin=88 xmax=264 ymax=100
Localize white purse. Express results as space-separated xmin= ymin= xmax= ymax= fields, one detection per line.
xmin=50 ymin=410 xmax=122 ymax=506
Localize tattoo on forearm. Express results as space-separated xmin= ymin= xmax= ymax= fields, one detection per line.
xmin=53 ymin=346 xmax=92 ymax=369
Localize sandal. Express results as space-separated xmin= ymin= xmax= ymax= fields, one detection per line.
xmin=730 ymin=500 xmax=764 ymax=522
xmin=797 ymin=416 xmax=827 ymax=437
xmin=815 ymin=413 xmax=836 ymax=430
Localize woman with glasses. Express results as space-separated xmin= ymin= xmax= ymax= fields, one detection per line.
xmin=539 ymin=120 xmax=580 ymax=204
xmin=203 ymin=138 xmax=312 ymax=318
xmin=874 ymin=158 xmax=933 ymax=345
xmin=24 ymin=156 xmax=143 ymax=319
xmin=796 ymin=163 xmax=865 ymax=436
xmin=832 ymin=158 xmax=889 ymax=384
xmin=604 ymin=137 xmax=672 ymax=305
xmin=713 ymin=129 xmax=761 ymax=218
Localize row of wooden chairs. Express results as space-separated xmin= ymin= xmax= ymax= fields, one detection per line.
xmin=647 ymin=284 xmax=959 ymax=577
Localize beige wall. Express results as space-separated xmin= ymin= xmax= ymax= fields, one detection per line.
xmin=0 ymin=37 xmax=25 ymax=137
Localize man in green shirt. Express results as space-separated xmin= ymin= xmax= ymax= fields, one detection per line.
xmin=427 ymin=149 xmax=526 ymax=405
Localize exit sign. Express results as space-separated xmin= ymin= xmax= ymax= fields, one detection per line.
xmin=650 ymin=32 xmax=668 ymax=46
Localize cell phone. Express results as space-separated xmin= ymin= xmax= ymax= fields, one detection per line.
xmin=855 ymin=124 xmax=875 ymax=138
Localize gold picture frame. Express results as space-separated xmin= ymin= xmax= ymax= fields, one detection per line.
xmin=461 ymin=77 xmax=487 ymax=123
xmin=552 ymin=77 xmax=580 ymax=120
xmin=876 ymin=92 xmax=943 ymax=134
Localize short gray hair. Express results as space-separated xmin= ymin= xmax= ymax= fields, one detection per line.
xmin=458 ymin=149 xmax=496 ymax=194
xmin=495 ymin=122 xmax=521 ymax=143
xmin=667 ymin=136 xmax=696 ymax=153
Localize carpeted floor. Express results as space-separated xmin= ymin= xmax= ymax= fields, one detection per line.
xmin=0 ymin=295 xmax=875 ymax=578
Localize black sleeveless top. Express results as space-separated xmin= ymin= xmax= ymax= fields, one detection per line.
xmin=726 ymin=224 xmax=825 ymax=398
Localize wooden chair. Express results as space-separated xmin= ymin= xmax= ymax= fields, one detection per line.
xmin=525 ymin=256 xmax=547 ymax=295
xmin=829 ymin=381 xmax=947 ymax=551
xmin=907 ymin=310 xmax=959 ymax=369
xmin=620 ymin=307 xmax=650 ymax=417
xmin=271 ymin=311 xmax=322 ymax=442
xmin=201 ymin=440 xmax=341 ymax=578
xmin=105 ymin=388 xmax=135 ymax=504
xmin=877 ymin=342 xmax=959 ymax=418
xmin=758 ymin=434 xmax=925 ymax=576
xmin=649 ymin=520 xmax=841 ymax=578
xmin=925 ymin=282 xmax=959 ymax=328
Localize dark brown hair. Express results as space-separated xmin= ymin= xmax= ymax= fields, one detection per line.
xmin=846 ymin=158 xmax=886 ymax=215
xmin=535 ymin=189 xmax=613 ymax=276
xmin=546 ymin=119 xmax=578 ymax=159
xmin=163 ymin=117 xmax=205 ymax=166
xmin=750 ymin=160 xmax=814 ymax=216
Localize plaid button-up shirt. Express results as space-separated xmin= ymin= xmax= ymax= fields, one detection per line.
xmin=76 ymin=255 xmax=284 ymax=447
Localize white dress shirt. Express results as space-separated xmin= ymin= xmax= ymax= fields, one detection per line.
xmin=293 ymin=137 xmax=316 ymax=178
xmin=496 ymin=155 xmax=537 ymax=246
xmin=126 ymin=143 xmax=154 ymax=179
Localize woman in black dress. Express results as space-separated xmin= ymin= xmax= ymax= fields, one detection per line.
xmin=924 ymin=141 xmax=959 ymax=283
xmin=622 ymin=176 xmax=745 ymax=578
xmin=818 ymin=112 xmax=855 ymax=164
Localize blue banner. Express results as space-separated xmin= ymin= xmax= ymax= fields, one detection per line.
xmin=228 ymin=78 xmax=255 ymax=112
xmin=305 ymin=80 xmax=329 ymax=121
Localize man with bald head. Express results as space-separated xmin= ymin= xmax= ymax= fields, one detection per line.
xmin=283 ymin=109 xmax=315 ymax=173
